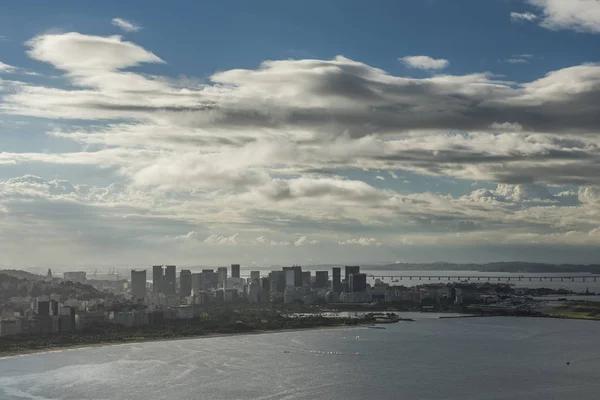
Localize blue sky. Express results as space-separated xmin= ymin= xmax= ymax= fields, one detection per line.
xmin=1 ymin=0 xmax=600 ymax=268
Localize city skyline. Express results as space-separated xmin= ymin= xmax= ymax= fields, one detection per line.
xmin=2 ymin=0 xmax=600 ymax=266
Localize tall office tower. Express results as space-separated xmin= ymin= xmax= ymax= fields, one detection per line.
xmin=315 ymin=271 xmax=328 ymax=289
xmin=344 ymin=266 xmax=360 ymax=284
xmin=179 ymin=269 xmax=192 ymax=298
xmin=285 ymin=269 xmax=295 ymax=287
xmin=131 ymin=269 xmax=147 ymax=301
xmin=260 ymin=277 xmax=271 ymax=303
xmin=165 ymin=265 xmax=177 ymax=295
xmin=152 ymin=265 xmax=164 ymax=294
xmin=301 ymin=271 xmax=311 ymax=289
xmin=250 ymin=270 xmax=260 ymax=282
xmin=191 ymin=273 xmax=203 ymax=296
xmin=217 ymin=267 xmax=228 ymax=288
xmin=292 ymin=265 xmax=302 ymax=287
xmin=269 ymin=271 xmax=284 ymax=293
xmin=231 ymin=264 xmax=241 ymax=279
xmin=332 ymin=267 xmax=342 ymax=293
xmin=349 ymin=273 xmax=367 ymax=293
xmin=202 ymin=269 xmax=217 ymax=289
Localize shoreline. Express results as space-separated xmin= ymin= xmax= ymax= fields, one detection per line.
xmin=0 ymin=324 xmax=358 ymax=360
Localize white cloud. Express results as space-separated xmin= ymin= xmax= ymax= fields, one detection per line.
xmin=511 ymin=12 xmax=539 ymax=22
xmin=339 ymin=237 xmax=383 ymax=246
xmin=111 ymin=18 xmax=142 ymax=33
xmin=528 ymin=0 xmax=600 ymax=33
xmin=294 ymin=236 xmax=319 ymax=246
xmin=203 ymin=233 xmax=239 ymax=245
xmin=26 ymin=32 xmax=162 ymax=74
xmin=375 ymin=175 xmax=385 ymax=181
xmin=3 ymin=33 xmax=600 ymax=264
xmin=489 ymin=122 xmax=523 ymax=132
xmin=400 ymin=55 xmax=449 ymax=70
xmin=0 ymin=61 xmax=16 ymax=73
xmin=255 ymin=236 xmax=290 ymax=246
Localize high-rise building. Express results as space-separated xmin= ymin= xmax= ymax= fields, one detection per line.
xmin=231 ymin=264 xmax=241 ymax=279
xmin=152 ymin=265 xmax=164 ymax=294
xmin=285 ymin=269 xmax=295 ymax=287
xmin=131 ymin=269 xmax=147 ymax=301
xmin=345 ymin=266 xmax=360 ymax=284
xmin=260 ymin=277 xmax=271 ymax=304
xmin=191 ymin=273 xmax=203 ymax=296
xmin=301 ymin=271 xmax=311 ymax=288
xmin=165 ymin=265 xmax=177 ymax=295
xmin=180 ymin=269 xmax=192 ymax=298
xmin=332 ymin=267 xmax=342 ymax=293
xmin=217 ymin=267 xmax=228 ymax=288
xmin=315 ymin=271 xmax=328 ymax=289
xmin=250 ymin=271 xmax=260 ymax=282
xmin=269 ymin=271 xmax=284 ymax=293
xmin=349 ymin=273 xmax=367 ymax=293
xmin=202 ymin=269 xmax=217 ymax=289
xmin=292 ymin=266 xmax=302 ymax=288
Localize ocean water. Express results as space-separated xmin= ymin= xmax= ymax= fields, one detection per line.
xmin=1 ymin=316 xmax=600 ymax=399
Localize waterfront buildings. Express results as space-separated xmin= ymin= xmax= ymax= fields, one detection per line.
xmin=131 ymin=270 xmax=147 ymax=301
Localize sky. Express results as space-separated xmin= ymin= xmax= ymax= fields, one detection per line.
xmin=1 ymin=0 xmax=600 ymax=268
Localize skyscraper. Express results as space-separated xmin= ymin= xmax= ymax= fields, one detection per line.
xmin=250 ymin=270 xmax=260 ymax=282
xmin=315 ymin=271 xmax=328 ymax=289
xmin=349 ymin=273 xmax=367 ymax=293
xmin=231 ymin=264 xmax=240 ymax=278
xmin=345 ymin=266 xmax=360 ymax=284
xmin=191 ymin=273 xmax=203 ymax=296
xmin=165 ymin=265 xmax=177 ymax=295
xmin=152 ymin=265 xmax=164 ymax=294
xmin=180 ymin=269 xmax=192 ymax=298
xmin=332 ymin=267 xmax=341 ymax=293
xmin=217 ymin=267 xmax=228 ymax=288
xmin=292 ymin=265 xmax=302 ymax=287
xmin=131 ymin=269 xmax=147 ymax=301
xmin=202 ymin=269 xmax=217 ymax=289
xmin=285 ymin=269 xmax=295 ymax=287
xmin=301 ymin=271 xmax=311 ymax=288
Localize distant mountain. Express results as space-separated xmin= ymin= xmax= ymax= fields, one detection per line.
xmin=368 ymin=262 xmax=600 ymax=273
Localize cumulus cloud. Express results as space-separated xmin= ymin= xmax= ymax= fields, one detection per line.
xmin=294 ymin=236 xmax=319 ymax=246
xmin=111 ymin=18 xmax=142 ymax=33
xmin=506 ymin=55 xmax=534 ymax=64
xmin=0 ymin=61 xmax=16 ymax=73
xmin=339 ymin=237 xmax=383 ymax=246
xmin=511 ymin=12 xmax=538 ymax=22
xmin=203 ymin=233 xmax=239 ymax=245
xmin=3 ymin=32 xmax=600 ymax=263
xmin=527 ymin=0 xmax=600 ymax=33
xmin=400 ymin=55 xmax=449 ymax=70
xmin=26 ymin=32 xmax=162 ymax=73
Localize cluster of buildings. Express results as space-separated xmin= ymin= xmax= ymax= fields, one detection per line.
xmin=0 ymin=264 xmax=541 ymax=338
xmin=128 ymin=264 xmax=372 ymax=307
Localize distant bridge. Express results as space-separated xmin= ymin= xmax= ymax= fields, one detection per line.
xmin=367 ymin=275 xmax=600 ymax=283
